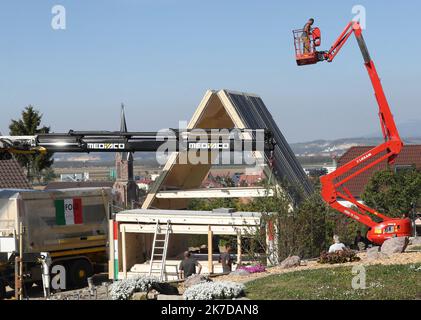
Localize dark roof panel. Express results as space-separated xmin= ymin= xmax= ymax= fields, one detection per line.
xmin=223 ymin=90 xmax=313 ymax=196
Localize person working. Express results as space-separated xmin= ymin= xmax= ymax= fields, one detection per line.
xmin=328 ymin=235 xmax=346 ymax=253
xmin=354 ymin=230 xmax=369 ymax=250
xmin=179 ymin=251 xmax=202 ymax=279
xmin=302 ymin=18 xmax=315 ymax=53
xmin=219 ymin=244 xmax=234 ymax=273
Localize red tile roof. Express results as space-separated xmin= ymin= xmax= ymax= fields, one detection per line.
xmin=238 ymin=174 xmax=263 ymax=186
xmin=0 ymin=159 xmax=31 ymax=189
xmin=201 ymin=178 xmax=224 ymax=189
xmin=136 ymin=178 xmax=153 ymax=184
xmin=337 ymin=145 xmax=421 ymax=198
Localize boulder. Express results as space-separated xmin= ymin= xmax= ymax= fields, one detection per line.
xmin=149 ymin=282 xmax=179 ymax=295
xmin=366 ymin=246 xmax=389 ymax=260
xmin=184 ymin=274 xmax=211 ymax=288
xmin=229 ymin=269 xmax=250 ymax=276
xmin=381 ymin=237 xmax=409 ymax=255
xmin=280 ymin=256 xmax=301 ymax=269
xmin=131 ymin=292 xmax=148 ymax=300
xmin=409 ymin=237 xmax=421 ymax=246
xmin=357 ymin=241 xmax=367 ymax=251
xmin=366 ymin=246 xmax=380 ymax=259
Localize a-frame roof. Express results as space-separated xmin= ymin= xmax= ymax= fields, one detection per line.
xmin=142 ymin=89 xmax=312 ymax=209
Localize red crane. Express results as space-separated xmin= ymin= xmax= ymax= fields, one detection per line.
xmin=293 ymin=21 xmax=412 ymax=245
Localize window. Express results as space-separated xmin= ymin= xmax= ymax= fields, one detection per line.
xmin=394 ymin=164 xmax=415 ymax=173
xmin=384 ymin=225 xmax=395 ymax=234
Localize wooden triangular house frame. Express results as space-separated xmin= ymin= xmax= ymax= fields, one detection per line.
xmin=142 ymin=89 xmax=279 ymax=209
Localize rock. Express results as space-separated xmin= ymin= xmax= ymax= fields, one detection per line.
xmin=381 ymin=237 xmax=409 ymax=255
xmin=280 ymin=256 xmax=301 ymax=269
xmin=366 ymin=246 xmax=389 ymax=260
xmin=229 ymin=269 xmax=250 ymax=276
xmin=149 ymin=282 xmax=179 ymax=295
xmin=409 ymin=237 xmax=421 ymax=246
xmin=184 ymin=274 xmax=211 ymax=288
xmin=367 ymin=246 xmax=380 ymax=259
xmin=147 ymin=289 xmax=158 ymax=300
xmin=357 ymin=241 xmax=367 ymax=251
xmin=131 ymin=292 xmax=147 ymax=300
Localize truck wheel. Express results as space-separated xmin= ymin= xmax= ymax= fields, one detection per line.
xmin=0 ymin=280 xmax=5 ymax=300
xmin=69 ymin=259 xmax=93 ymax=288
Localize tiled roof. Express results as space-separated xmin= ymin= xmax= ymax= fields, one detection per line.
xmin=136 ymin=178 xmax=153 ymax=184
xmin=238 ymin=174 xmax=263 ymax=186
xmin=337 ymin=145 xmax=421 ymax=197
xmin=0 ymin=159 xmax=31 ymax=189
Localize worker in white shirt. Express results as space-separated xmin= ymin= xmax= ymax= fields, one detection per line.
xmin=328 ymin=235 xmax=347 ymax=253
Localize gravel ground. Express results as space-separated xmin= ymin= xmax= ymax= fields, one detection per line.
xmin=46 ymin=284 xmax=111 ymax=300
xmin=212 ymin=251 xmax=421 ymax=284
xmin=19 ymin=251 xmax=421 ymax=300
xmin=29 ymin=273 xmax=112 ymax=300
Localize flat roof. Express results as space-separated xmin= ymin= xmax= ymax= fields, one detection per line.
xmin=117 ymin=208 xmax=262 ymax=218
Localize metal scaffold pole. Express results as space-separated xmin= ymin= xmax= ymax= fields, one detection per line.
xmin=14 ymin=222 xmax=24 ymax=300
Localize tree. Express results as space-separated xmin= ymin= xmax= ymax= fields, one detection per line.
xmin=240 ymin=187 xmax=331 ymax=262
xmin=295 ymin=191 xmax=328 ymax=258
xmin=9 ymin=106 xmax=54 ymax=183
xmin=324 ymin=210 xmax=363 ymax=247
xmin=361 ymin=169 xmax=421 ymax=218
xmin=42 ymin=167 xmax=58 ymax=184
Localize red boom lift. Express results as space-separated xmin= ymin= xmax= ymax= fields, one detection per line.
xmin=293 ymin=21 xmax=412 ymax=244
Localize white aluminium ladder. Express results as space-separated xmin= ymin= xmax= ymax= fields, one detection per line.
xmin=148 ymin=220 xmax=171 ymax=281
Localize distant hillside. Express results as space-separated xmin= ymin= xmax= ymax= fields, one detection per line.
xmin=385 ymin=120 xmax=421 ymax=138
xmin=290 ymin=136 xmax=421 ymax=157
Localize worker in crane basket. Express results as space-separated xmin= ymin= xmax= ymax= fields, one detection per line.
xmin=302 ymin=18 xmax=314 ymax=54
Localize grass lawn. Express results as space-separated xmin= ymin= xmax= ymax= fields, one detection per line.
xmin=246 ymin=263 xmax=421 ymax=300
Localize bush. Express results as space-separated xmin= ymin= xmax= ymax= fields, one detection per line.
xmin=183 ymin=281 xmax=245 ymax=300
xmin=318 ymin=249 xmax=361 ymax=264
xmin=109 ymin=275 xmax=159 ymax=300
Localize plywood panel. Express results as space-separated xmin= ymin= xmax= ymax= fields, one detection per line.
xmin=145 ymin=90 xmax=236 ymax=209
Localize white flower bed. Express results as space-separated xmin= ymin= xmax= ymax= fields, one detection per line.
xmin=183 ymin=281 xmax=245 ymax=300
xmin=109 ymin=275 xmax=159 ymax=300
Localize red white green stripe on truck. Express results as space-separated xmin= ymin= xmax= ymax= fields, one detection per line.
xmin=113 ymin=220 xmax=119 ymax=280
xmin=55 ymin=198 xmax=83 ymax=225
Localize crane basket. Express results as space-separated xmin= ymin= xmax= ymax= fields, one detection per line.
xmin=293 ymin=27 xmax=322 ymax=66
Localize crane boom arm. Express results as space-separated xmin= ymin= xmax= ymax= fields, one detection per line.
xmin=323 ymin=22 xmax=401 ymax=144
xmin=319 ymin=21 xmax=403 ymax=227
xmin=295 ymin=21 xmax=411 ymax=243
xmin=0 ymin=128 xmax=274 ymax=158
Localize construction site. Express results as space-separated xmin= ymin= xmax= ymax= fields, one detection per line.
xmin=0 ymin=2 xmax=420 ymax=306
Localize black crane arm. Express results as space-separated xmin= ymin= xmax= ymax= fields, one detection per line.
xmin=0 ymin=128 xmax=274 ymax=159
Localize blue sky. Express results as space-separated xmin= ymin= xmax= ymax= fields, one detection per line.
xmin=1 ymin=0 xmax=420 ymax=142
